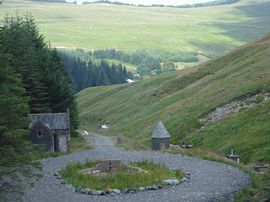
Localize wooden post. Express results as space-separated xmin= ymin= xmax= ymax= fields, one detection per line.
xmin=108 ymin=160 xmax=113 ymax=172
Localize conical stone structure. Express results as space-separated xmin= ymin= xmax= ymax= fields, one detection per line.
xmin=151 ymin=121 xmax=170 ymax=150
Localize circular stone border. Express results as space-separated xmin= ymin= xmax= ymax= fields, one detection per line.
xmin=54 ymin=166 xmax=188 ymax=196
xmin=19 ymin=142 xmax=251 ymax=202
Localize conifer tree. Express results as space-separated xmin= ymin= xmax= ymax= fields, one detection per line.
xmin=0 ymin=53 xmax=31 ymax=201
xmin=0 ymin=15 xmax=79 ymax=134
xmin=97 ymin=64 xmax=110 ymax=86
xmin=0 ymin=15 xmax=51 ymax=113
xmin=0 ymin=53 xmax=29 ymax=147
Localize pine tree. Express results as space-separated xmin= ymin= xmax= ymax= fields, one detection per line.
xmin=43 ymin=49 xmax=79 ymax=132
xmin=0 ymin=15 xmax=51 ymax=113
xmin=96 ymin=64 xmax=110 ymax=86
xmin=59 ymin=50 xmax=133 ymax=90
xmin=0 ymin=15 xmax=79 ymax=134
xmin=110 ymin=64 xmax=117 ymax=84
xmin=0 ymin=53 xmax=31 ymax=200
xmin=0 ymin=53 xmax=29 ymax=147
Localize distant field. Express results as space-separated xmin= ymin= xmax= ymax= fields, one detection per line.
xmin=1 ymin=0 xmax=270 ymax=56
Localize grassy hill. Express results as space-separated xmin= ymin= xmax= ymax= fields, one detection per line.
xmin=77 ymin=33 xmax=270 ymax=164
xmin=1 ymin=0 xmax=270 ymax=57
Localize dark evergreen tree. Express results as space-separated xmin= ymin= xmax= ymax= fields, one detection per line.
xmin=0 ymin=15 xmax=79 ymax=134
xmin=110 ymin=64 xmax=117 ymax=84
xmin=0 ymin=14 xmax=81 ymax=199
xmin=44 ymin=49 xmax=79 ymax=131
xmin=0 ymin=53 xmax=31 ymax=200
xmin=0 ymin=15 xmax=51 ymax=113
xmin=97 ymin=62 xmax=110 ymax=86
xmin=60 ymin=52 xmax=132 ymax=91
xmin=0 ymin=53 xmax=29 ymax=148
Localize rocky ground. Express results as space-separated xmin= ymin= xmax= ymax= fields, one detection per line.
xmin=200 ymin=92 xmax=269 ymax=124
xmin=16 ymin=134 xmax=250 ymax=202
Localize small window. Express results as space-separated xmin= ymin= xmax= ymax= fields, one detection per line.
xmin=38 ymin=131 xmax=42 ymax=138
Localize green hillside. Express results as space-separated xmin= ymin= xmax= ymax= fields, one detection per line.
xmin=77 ymin=33 xmax=270 ymax=164
xmin=1 ymin=0 xmax=270 ymax=57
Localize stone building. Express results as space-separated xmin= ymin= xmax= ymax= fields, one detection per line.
xmin=28 ymin=112 xmax=70 ymax=153
xmin=151 ymin=121 xmax=170 ymax=151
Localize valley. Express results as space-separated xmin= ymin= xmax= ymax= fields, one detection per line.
xmin=78 ymin=33 xmax=270 ymax=164
xmin=1 ymin=0 xmax=270 ymax=201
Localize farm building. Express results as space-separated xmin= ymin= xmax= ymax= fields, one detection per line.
xmin=28 ymin=112 xmax=70 ymax=153
xmin=151 ymin=121 xmax=170 ymax=151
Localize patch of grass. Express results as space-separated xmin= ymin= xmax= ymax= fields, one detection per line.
xmin=166 ymin=147 xmax=270 ymax=202
xmin=60 ymin=160 xmax=182 ymax=190
xmin=70 ymin=135 xmax=93 ymax=153
xmin=29 ymin=150 xmax=63 ymax=160
xmin=235 ymin=171 xmax=270 ymax=202
xmin=189 ymin=100 xmax=270 ymax=164
xmin=29 ymin=135 xmax=93 ymax=160
xmin=29 ymin=134 xmax=93 ymax=159
xmin=26 ymin=144 xmax=63 ymax=161
xmin=255 ymin=95 xmax=264 ymax=103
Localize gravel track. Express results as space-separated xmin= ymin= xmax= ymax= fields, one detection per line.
xmin=20 ymin=134 xmax=251 ymax=202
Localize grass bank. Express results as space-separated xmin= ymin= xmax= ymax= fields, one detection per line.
xmin=167 ymin=147 xmax=270 ymax=201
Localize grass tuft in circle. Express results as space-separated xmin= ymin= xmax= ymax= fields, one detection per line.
xmin=60 ymin=160 xmax=182 ymax=190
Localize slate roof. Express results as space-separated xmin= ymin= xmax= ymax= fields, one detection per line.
xmin=29 ymin=113 xmax=69 ymax=130
xmin=151 ymin=121 xmax=170 ymax=138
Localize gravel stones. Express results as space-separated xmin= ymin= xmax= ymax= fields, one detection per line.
xmin=18 ymin=134 xmax=251 ymax=202
xmin=55 ymin=170 xmax=182 ymax=196
xmin=112 ymin=189 xmax=121 ymax=194
xmin=91 ymin=190 xmax=104 ymax=195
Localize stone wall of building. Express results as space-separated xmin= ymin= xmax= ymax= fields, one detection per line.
xmin=29 ymin=122 xmax=54 ymax=151
xmin=152 ymin=138 xmax=170 ymax=151
xmin=58 ymin=135 xmax=68 ymax=153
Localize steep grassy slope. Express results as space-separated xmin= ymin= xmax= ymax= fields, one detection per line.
xmin=78 ymin=34 xmax=270 ymax=164
xmin=1 ymin=0 xmax=270 ymax=56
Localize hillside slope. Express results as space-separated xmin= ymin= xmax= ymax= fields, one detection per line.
xmin=77 ymin=34 xmax=270 ymax=164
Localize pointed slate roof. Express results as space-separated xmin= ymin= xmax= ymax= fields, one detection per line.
xmin=151 ymin=121 xmax=170 ymax=138
xmin=29 ymin=113 xmax=69 ymax=130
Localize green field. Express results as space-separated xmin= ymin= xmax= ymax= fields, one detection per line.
xmin=77 ymin=33 xmax=270 ymax=164
xmin=1 ymin=0 xmax=270 ymax=57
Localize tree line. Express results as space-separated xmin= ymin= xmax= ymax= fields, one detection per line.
xmin=61 ymin=52 xmax=133 ymax=92
xmin=82 ymin=0 xmax=240 ymax=8
xmin=29 ymin=0 xmax=66 ymax=3
xmin=28 ymin=0 xmax=240 ymax=7
xmin=92 ymin=49 xmax=199 ymax=76
xmin=59 ymin=48 xmax=200 ymax=84
xmin=0 ymin=13 xmax=78 ymax=167
xmin=93 ymin=49 xmax=163 ymax=76
xmin=0 ymin=15 xmax=79 ymax=198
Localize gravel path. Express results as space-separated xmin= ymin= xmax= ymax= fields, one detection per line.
xmin=20 ymin=134 xmax=251 ymax=202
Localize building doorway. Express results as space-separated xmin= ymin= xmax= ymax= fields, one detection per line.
xmin=54 ymin=134 xmax=59 ymax=152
